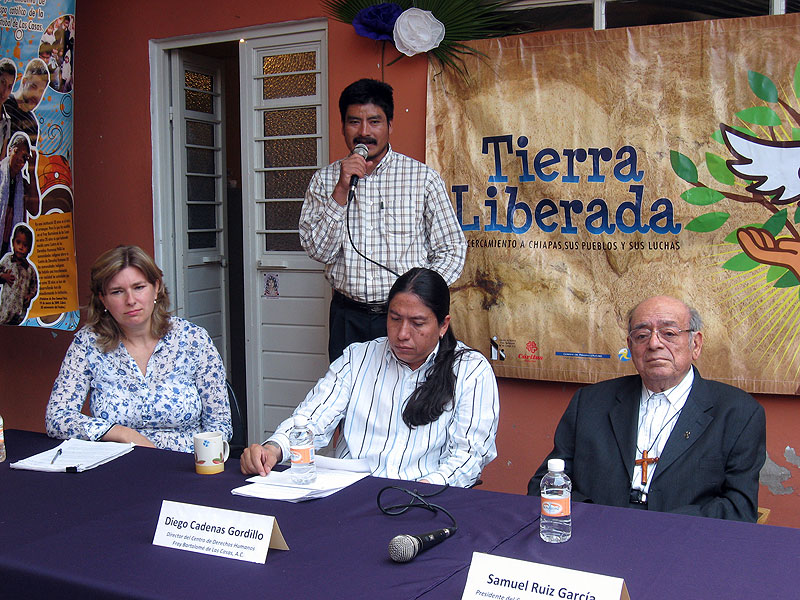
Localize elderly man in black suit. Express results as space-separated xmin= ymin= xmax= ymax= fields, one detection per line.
xmin=528 ymin=295 xmax=766 ymax=522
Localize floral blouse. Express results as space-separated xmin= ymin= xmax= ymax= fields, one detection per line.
xmin=45 ymin=317 xmax=232 ymax=452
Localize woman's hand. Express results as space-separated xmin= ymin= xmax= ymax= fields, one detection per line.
xmin=101 ymin=424 xmax=156 ymax=447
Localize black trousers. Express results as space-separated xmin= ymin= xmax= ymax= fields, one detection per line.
xmin=328 ymin=291 xmax=388 ymax=362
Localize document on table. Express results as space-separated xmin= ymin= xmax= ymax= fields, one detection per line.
xmin=10 ymin=438 xmax=135 ymax=472
xmin=231 ymin=456 xmax=370 ymax=502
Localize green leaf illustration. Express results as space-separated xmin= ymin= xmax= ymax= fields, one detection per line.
xmin=793 ymin=128 xmax=800 ymax=141
xmin=685 ymin=212 xmax=729 ymax=232
xmin=681 ymin=187 xmax=725 ymax=206
xmin=763 ymin=208 xmax=788 ymax=236
xmin=766 ymin=265 xmax=788 ymax=282
xmin=724 ymin=224 xmax=760 ymax=244
xmin=670 ymin=150 xmax=698 ymax=183
xmin=735 ymin=106 xmax=781 ymax=126
xmin=723 ymin=253 xmax=760 ymax=271
xmin=705 ymin=152 xmax=735 ymax=185
xmin=774 ymin=270 xmax=800 ymax=288
xmin=748 ymin=71 xmax=779 ymax=103
xmin=795 ymin=206 xmax=800 ymax=224
xmin=794 ymin=60 xmax=800 ymax=99
xmin=711 ymin=125 xmax=756 ymax=144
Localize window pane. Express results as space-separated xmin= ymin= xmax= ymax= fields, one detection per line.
xmin=187 ymin=176 xmax=215 ymax=202
xmin=264 ymin=169 xmax=315 ymax=199
xmin=185 ymin=70 xmax=212 ymax=91
xmin=187 ymin=147 xmax=215 ymax=174
xmin=264 ymin=138 xmax=316 ymax=168
xmin=188 ymin=203 xmax=217 ymax=229
xmin=265 ymin=232 xmax=302 ymax=252
xmin=185 ymin=90 xmax=213 ymax=113
xmin=189 ymin=231 xmax=216 ymax=250
xmin=262 ymin=52 xmax=315 ymax=75
xmin=186 ymin=120 xmax=214 ymax=146
xmin=265 ymin=200 xmax=302 ymax=230
xmin=263 ymin=73 xmax=316 ymax=100
xmin=264 ymin=108 xmax=317 ymax=137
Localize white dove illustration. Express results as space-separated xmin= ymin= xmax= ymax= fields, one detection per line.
xmin=720 ymin=123 xmax=800 ymax=204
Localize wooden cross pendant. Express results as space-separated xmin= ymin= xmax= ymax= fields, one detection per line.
xmin=635 ymin=450 xmax=659 ymax=485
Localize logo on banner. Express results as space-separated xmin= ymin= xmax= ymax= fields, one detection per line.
xmin=489 ymin=335 xmax=506 ymax=360
xmin=518 ymin=340 xmax=543 ymax=362
xmin=618 ymin=348 xmax=631 ymax=362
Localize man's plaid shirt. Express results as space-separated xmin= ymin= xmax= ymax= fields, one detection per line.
xmin=299 ymin=147 xmax=466 ymax=304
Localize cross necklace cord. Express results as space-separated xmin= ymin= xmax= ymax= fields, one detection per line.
xmin=635 ymin=395 xmax=681 ymax=486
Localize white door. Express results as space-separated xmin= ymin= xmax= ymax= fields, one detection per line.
xmin=170 ymin=50 xmax=230 ymax=368
xmin=240 ymin=26 xmax=330 ymax=443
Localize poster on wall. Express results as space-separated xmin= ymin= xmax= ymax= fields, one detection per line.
xmin=427 ymin=13 xmax=800 ymax=394
xmin=0 ymin=0 xmax=78 ymax=331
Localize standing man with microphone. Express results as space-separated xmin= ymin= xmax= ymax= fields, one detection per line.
xmin=299 ymin=78 xmax=467 ymax=361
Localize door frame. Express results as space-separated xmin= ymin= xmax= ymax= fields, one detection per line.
xmin=150 ymin=20 xmax=324 ymax=310
xmin=149 ymin=18 xmax=328 ymax=445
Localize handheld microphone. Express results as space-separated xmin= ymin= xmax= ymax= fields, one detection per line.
xmin=348 ymin=143 xmax=369 ymax=202
xmin=388 ymin=527 xmax=456 ymax=563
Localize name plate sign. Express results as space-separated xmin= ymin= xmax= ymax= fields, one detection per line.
xmin=152 ymin=500 xmax=288 ymax=564
xmin=462 ymin=552 xmax=630 ymax=600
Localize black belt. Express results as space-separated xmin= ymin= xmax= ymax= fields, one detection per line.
xmin=333 ymin=290 xmax=387 ymax=314
xmin=629 ymin=489 xmax=648 ymax=505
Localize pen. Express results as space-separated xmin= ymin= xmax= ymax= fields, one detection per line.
xmin=50 ymin=448 xmax=62 ymax=464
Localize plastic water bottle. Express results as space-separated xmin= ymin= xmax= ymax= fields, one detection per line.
xmin=0 ymin=413 xmax=6 ymax=462
xmin=540 ymin=458 xmax=571 ymax=543
xmin=289 ymin=415 xmax=316 ymax=484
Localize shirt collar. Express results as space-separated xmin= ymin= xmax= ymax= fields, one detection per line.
xmin=640 ymin=367 xmax=694 ymax=409
xmin=384 ymin=336 xmax=440 ymax=372
xmin=369 ymin=144 xmax=394 ymax=176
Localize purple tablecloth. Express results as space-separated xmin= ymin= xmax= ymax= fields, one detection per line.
xmin=429 ymin=502 xmax=800 ymax=598
xmin=0 ymin=430 xmax=535 ymax=599
xmin=2 ymin=430 xmax=799 ymax=599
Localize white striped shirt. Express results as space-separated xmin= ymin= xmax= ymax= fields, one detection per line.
xmin=266 ymin=338 xmax=499 ymax=487
xmin=299 ymin=146 xmax=467 ymax=304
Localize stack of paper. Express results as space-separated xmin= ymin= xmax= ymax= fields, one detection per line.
xmin=10 ymin=438 xmax=135 ymax=472
xmin=231 ymin=455 xmax=370 ymax=502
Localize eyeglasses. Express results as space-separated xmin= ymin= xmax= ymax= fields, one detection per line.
xmin=628 ymin=327 xmax=695 ymax=346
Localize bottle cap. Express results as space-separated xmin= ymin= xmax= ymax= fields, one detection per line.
xmin=547 ymin=458 xmax=565 ymax=472
xmin=293 ymin=415 xmax=309 ymax=427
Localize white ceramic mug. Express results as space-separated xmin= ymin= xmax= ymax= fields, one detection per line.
xmin=193 ymin=431 xmax=230 ymax=475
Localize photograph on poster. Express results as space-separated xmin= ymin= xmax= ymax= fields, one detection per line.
xmin=0 ymin=5 xmax=78 ymax=330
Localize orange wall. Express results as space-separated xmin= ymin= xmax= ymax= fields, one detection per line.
xmin=0 ymin=0 xmax=797 ymax=527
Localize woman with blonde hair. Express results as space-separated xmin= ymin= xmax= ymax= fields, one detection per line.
xmin=46 ymin=245 xmax=231 ymax=452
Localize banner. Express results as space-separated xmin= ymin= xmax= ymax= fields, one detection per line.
xmin=0 ymin=0 xmax=78 ymax=331
xmin=427 ymin=14 xmax=800 ymax=394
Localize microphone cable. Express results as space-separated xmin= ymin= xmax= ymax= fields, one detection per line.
xmin=345 ymin=178 xmax=401 ymax=301
xmin=376 ymin=483 xmax=457 ymax=532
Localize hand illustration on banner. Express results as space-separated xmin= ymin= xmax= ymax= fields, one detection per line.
xmin=671 ymin=63 xmax=800 ymax=287
xmin=669 ymin=59 xmax=800 ymax=380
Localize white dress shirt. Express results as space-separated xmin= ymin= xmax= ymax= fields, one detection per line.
xmin=632 ymin=368 xmax=694 ymax=494
xmin=266 ymin=337 xmax=499 ymax=487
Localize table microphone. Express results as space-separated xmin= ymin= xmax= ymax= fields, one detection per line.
xmin=388 ymin=527 xmax=456 ymax=563
xmin=348 ymin=143 xmax=369 ymax=202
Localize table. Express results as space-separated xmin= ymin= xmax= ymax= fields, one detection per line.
xmin=2 ymin=430 xmax=798 ymax=599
